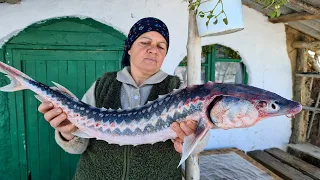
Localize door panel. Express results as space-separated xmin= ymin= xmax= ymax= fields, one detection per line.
xmin=10 ymin=49 xmax=122 ymax=180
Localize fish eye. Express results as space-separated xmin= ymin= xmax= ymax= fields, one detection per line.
xmin=270 ymin=101 xmax=280 ymax=111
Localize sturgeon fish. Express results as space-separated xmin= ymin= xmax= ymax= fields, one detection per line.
xmin=0 ymin=61 xmax=302 ymax=167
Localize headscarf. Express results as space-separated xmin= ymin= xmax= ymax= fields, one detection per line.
xmin=121 ymin=17 xmax=170 ymax=67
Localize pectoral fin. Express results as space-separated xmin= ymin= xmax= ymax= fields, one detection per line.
xmin=72 ymin=129 xmax=92 ymax=139
xmin=178 ymin=120 xmax=210 ymax=167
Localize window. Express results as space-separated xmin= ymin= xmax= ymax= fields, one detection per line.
xmin=174 ymin=44 xmax=248 ymax=88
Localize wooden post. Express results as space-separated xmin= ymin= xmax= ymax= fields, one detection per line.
xmin=185 ymin=1 xmax=202 ymax=180
xmin=290 ymin=48 xmax=309 ymax=143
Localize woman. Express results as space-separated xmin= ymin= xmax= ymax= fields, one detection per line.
xmin=38 ymin=17 xmax=208 ymax=180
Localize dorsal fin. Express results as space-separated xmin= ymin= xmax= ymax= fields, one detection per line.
xmin=51 ymin=81 xmax=78 ymax=100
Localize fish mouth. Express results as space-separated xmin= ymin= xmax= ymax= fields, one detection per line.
xmin=285 ymin=104 xmax=303 ymax=118
xmin=286 ymin=114 xmax=296 ymax=118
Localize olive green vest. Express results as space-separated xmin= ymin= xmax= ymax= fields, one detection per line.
xmin=73 ymin=72 xmax=182 ymax=180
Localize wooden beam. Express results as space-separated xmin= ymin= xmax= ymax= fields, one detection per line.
xmin=287 ymin=21 xmax=320 ymax=40
xmin=296 ymin=73 xmax=320 ymax=78
xmin=269 ymin=12 xmax=320 ymax=23
xmin=289 ymin=0 xmax=320 ymax=15
xmin=292 ymin=41 xmax=320 ymax=48
xmin=287 ymin=143 xmax=320 ymax=168
xmin=303 ymin=106 xmax=320 ymax=112
xmin=5 ymin=0 xmax=20 ymax=4
xmin=247 ymin=150 xmax=314 ymax=180
xmin=265 ymin=148 xmax=320 ymax=180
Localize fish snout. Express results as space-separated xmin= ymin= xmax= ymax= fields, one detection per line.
xmin=286 ymin=102 xmax=302 ymax=118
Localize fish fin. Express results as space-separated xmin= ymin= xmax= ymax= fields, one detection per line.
xmin=71 ymin=129 xmax=91 ymax=138
xmin=51 ymin=81 xmax=78 ymax=100
xmin=177 ymin=121 xmax=210 ymax=167
xmin=0 ymin=75 xmax=27 ymax=92
xmin=34 ymin=94 xmax=46 ymax=102
xmin=0 ymin=61 xmax=33 ymax=81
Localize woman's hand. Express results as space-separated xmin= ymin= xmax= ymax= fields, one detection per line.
xmin=171 ymin=120 xmax=197 ymax=153
xmin=38 ymin=101 xmax=77 ymax=141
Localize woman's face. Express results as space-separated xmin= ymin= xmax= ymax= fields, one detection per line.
xmin=128 ymin=31 xmax=168 ymax=76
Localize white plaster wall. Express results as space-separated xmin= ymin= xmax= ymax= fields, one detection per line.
xmin=202 ymin=6 xmax=293 ymax=152
xmin=0 ymin=0 xmax=293 ymax=152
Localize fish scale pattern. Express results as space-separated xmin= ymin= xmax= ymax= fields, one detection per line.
xmin=30 ymin=78 xmax=212 ymax=137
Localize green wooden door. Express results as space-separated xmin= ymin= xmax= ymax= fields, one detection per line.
xmin=7 ymin=49 xmax=122 ymax=180
xmin=0 ymin=17 xmax=126 ymax=180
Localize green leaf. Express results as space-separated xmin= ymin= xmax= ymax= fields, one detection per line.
xmin=268 ymin=11 xmax=277 ymax=18
xmin=199 ymin=11 xmax=205 ymax=18
xmin=213 ymin=19 xmax=218 ymax=25
xmin=206 ymin=20 xmax=209 ymax=27
xmin=223 ymin=18 xmax=228 ymax=25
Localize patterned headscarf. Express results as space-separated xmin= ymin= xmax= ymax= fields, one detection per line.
xmin=121 ymin=17 xmax=170 ymax=67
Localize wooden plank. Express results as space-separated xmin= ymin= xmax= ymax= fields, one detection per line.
xmin=200 ymin=148 xmax=282 ymax=180
xmin=296 ymin=73 xmax=320 ymax=78
xmin=248 ymin=150 xmax=314 ymax=180
xmin=291 ymin=41 xmax=320 ymax=49
xmin=289 ymin=0 xmax=320 ymax=15
xmin=5 ymin=44 xmax=123 ymax=51
xmin=24 ymin=60 xmax=40 ymax=180
xmin=265 ymin=148 xmax=320 ymax=179
xmin=95 ymin=60 xmax=106 ymax=79
xmin=35 ymin=21 xmax=102 ymax=33
xmin=19 ymin=50 xmax=120 ymax=61
xmin=13 ymin=50 xmax=28 ymax=180
xmin=288 ymin=143 xmax=320 ymax=168
xmin=303 ymin=106 xmax=320 ymax=112
xmin=5 ymin=0 xmax=21 ymax=4
xmin=46 ymin=61 xmax=61 ymax=180
xmin=5 ymin=49 xmax=21 ymax=180
xmin=287 ymin=21 xmax=320 ymax=41
xmin=66 ymin=60 xmax=81 ymax=179
xmin=269 ymin=12 xmax=320 ymax=23
xmin=9 ymin=30 xmax=123 ymax=47
xmin=77 ymin=61 xmax=86 ymax=98
xmin=58 ymin=60 xmax=70 ymax=180
xmin=85 ymin=61 xmax=96 ymax=91
xmin=36 ymin=60 xmax=51 ymax=180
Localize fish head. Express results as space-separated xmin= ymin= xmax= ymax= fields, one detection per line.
xmin=252 ymin=96 xmax=302 ymax=120
xmin=229 ymin=84 xmax=303 ymax=120
xmin=206 ymin=83 xmax=303 ymax=129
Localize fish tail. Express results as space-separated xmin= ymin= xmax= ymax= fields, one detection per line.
xmin=0 ymin=61 xmax=33 ymax=92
